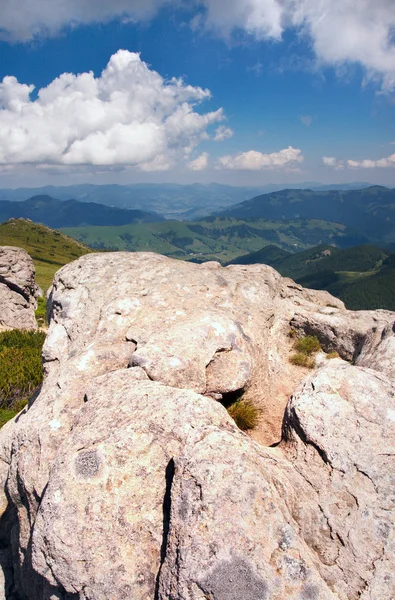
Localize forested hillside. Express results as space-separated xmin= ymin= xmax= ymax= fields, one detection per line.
xmin=219 ymin=186 xmax=395 ymax=248
xmin=229 ymin=243 xmax=395 ymax=311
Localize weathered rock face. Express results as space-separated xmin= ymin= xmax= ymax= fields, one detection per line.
xmin=0 ymin=252 xmax=394 ymax=600
xmin=282 ymin=359 xmax=395 ymax=599
xmin=0 ymin=247 xmax=39 ymax=331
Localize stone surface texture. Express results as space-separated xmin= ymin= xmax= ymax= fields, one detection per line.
xmin=0 ymin=246 xmax=39 ymax=331
xmin=0 ymin=252 xmax=394 ymax=600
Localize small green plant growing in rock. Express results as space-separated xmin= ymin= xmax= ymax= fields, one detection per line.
xmin=227 ymin=399 xmax=261 ymax=431
xmin=289 ymin=335 xmax=321 ymax=369
xmin=293 ymin=336 xmax=321 ymax=355
xmin=326 ymin=351 xmax=339 ymax=359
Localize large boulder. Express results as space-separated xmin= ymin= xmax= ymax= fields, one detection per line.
xmin=0 ymin=252 xmax=394 ymax=599
xmin=281 ymin=359 xmax=395 ymax=599
xmin=0 ymin=246 xmax=39 ymax=331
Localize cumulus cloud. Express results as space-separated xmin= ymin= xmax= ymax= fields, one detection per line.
xmin=200 ymin=0 xmax=395 ymax=91
xmin=213 ymin=125 xmax=234 ymax=141
xmin=188 ymin=152 xmax=209 ymax=171
xmin=323 ymin=153 xmax=395 ymax=169
xmin=0 ymin=50 xmax=224 ymax=170
xmin=0 ymin=0 xmax=395 ymax=90
xmin=347 ymin=155 xmax=395 ymax=168
xmin=2 ymin=1 xmax=394 ymax=91
xmin=217 ymin=146 xmax=303 ymax=170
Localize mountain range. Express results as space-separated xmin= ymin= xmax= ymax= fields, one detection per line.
xmin=0 ymin=195 xmax=164 ymax=228
xmin=218 ymin=186 xmax=395 ymax=248
xmin=0 ymin=181 xmax=375 ymax=220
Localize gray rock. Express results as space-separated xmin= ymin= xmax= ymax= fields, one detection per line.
xmin=282 ymin=360 xmax=395 ymax=599
xmin=159 ymin=427 xmax=338 ymax=600
xmin=0 ymin=252 xmax=394 ymax=600
xmin=0 ymin=246 xmax=39 ymax=331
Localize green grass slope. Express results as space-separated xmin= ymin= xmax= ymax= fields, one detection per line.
xmin=0 ymin=218 xmax=92 ymax=291
xmin=0 ymin=329 xmax=45 ymax=428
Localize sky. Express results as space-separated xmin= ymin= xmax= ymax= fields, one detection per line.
xmin=0 ymin=0 xmax=395 ymax=188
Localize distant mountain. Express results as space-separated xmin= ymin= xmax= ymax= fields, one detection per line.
xmin=0 ymin=195 xmax=164 ymax=228
xmin=218 ymin=186 xmax=395 ymax=246
xmin=0 ymin=181 xmax=376 ymax=220
xmin=0 ymin=218 xmax=91 ymax=291
xmin=228 ymin=243 xmax=394 ymax=311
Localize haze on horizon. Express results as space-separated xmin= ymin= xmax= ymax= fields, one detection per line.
xmin=0 ymin=0 xmax=394 ymax=189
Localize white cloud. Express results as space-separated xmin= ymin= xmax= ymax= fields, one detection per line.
xmin=322 ymin=156 xmax=343 ymax=169
xmin=323 ymin=153 xmax=395 ymax=169
xmin=0 ymin=50 xmax=224 ymax=170
xmin=0 ymin=0 xmax=170 ymax=42
xmin=322 ymin=157 xmax=337 ymax=167
xmin=1 ymin=2 xmax=394 ymax=91
xmin=347 ymin=154 xmax=395 ymax=168
xmin=200 ymin=0 xmax=283 ymax=40
xmin=188 ymin=152 xmax=209 ymax=171
xmin=217 ymin=146 xmax=303 ymax=170
xmin=213 ymin=125 xmax=234 ymax=141
xmin=300 ymin=115 xmax=313 ymax=127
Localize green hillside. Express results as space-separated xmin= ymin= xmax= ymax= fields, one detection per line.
xmin=228 ymin=243 xmax=394 ymax=311
xmin=333 ymin=255 xmax=395 ymax=311
xmin=0 ymin=218 xmax=92 ymax=291
xmin=61 ymin=217 xmax=361 ymax=264
xmin=219 ymin=186 xmax=395 ymax=246
xmin=229 ymin=244 xmax=291 ymax=266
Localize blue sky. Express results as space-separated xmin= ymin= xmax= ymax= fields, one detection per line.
xmin=0 ymin=1 xmax=394 ymax=187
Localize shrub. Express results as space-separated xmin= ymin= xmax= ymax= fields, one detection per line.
xmin=293 ymin=335 xmax=321 ymax=356
xmin=326 ymin=351 xmax=339 ymax=359
xmin=289 ymin=353 xmax=315 ymax=369
xmin=227 ymin=399 xmax=261 ymax=430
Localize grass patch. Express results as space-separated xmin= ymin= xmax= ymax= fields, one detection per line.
xmin=289 ymin=353 xmax=315 ymax=369
xmin=289 ymin=335 xmax=321 ymax=369
xmin=227 ymin=399 xmax=261 ymax=431
xmin=293 ymin=335 xmax=321 ymax=355
xmin=0 ymin=399 xmax=28 ymax=428
xmin=326 ymin=351 xmax=340 ymax=359
xmin=35 ymin=296 xmax=47 ymax=328
xmin=0 ymin=330 xmax=45 ymax=428
xmin=0 ymin=219 xmax=91 ymax=291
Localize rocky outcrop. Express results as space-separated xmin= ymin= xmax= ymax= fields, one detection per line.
xmin=0 ymin=252 xmax=394 ymax=599
xmin=0 ymin=247 xmax=39 ymax=331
